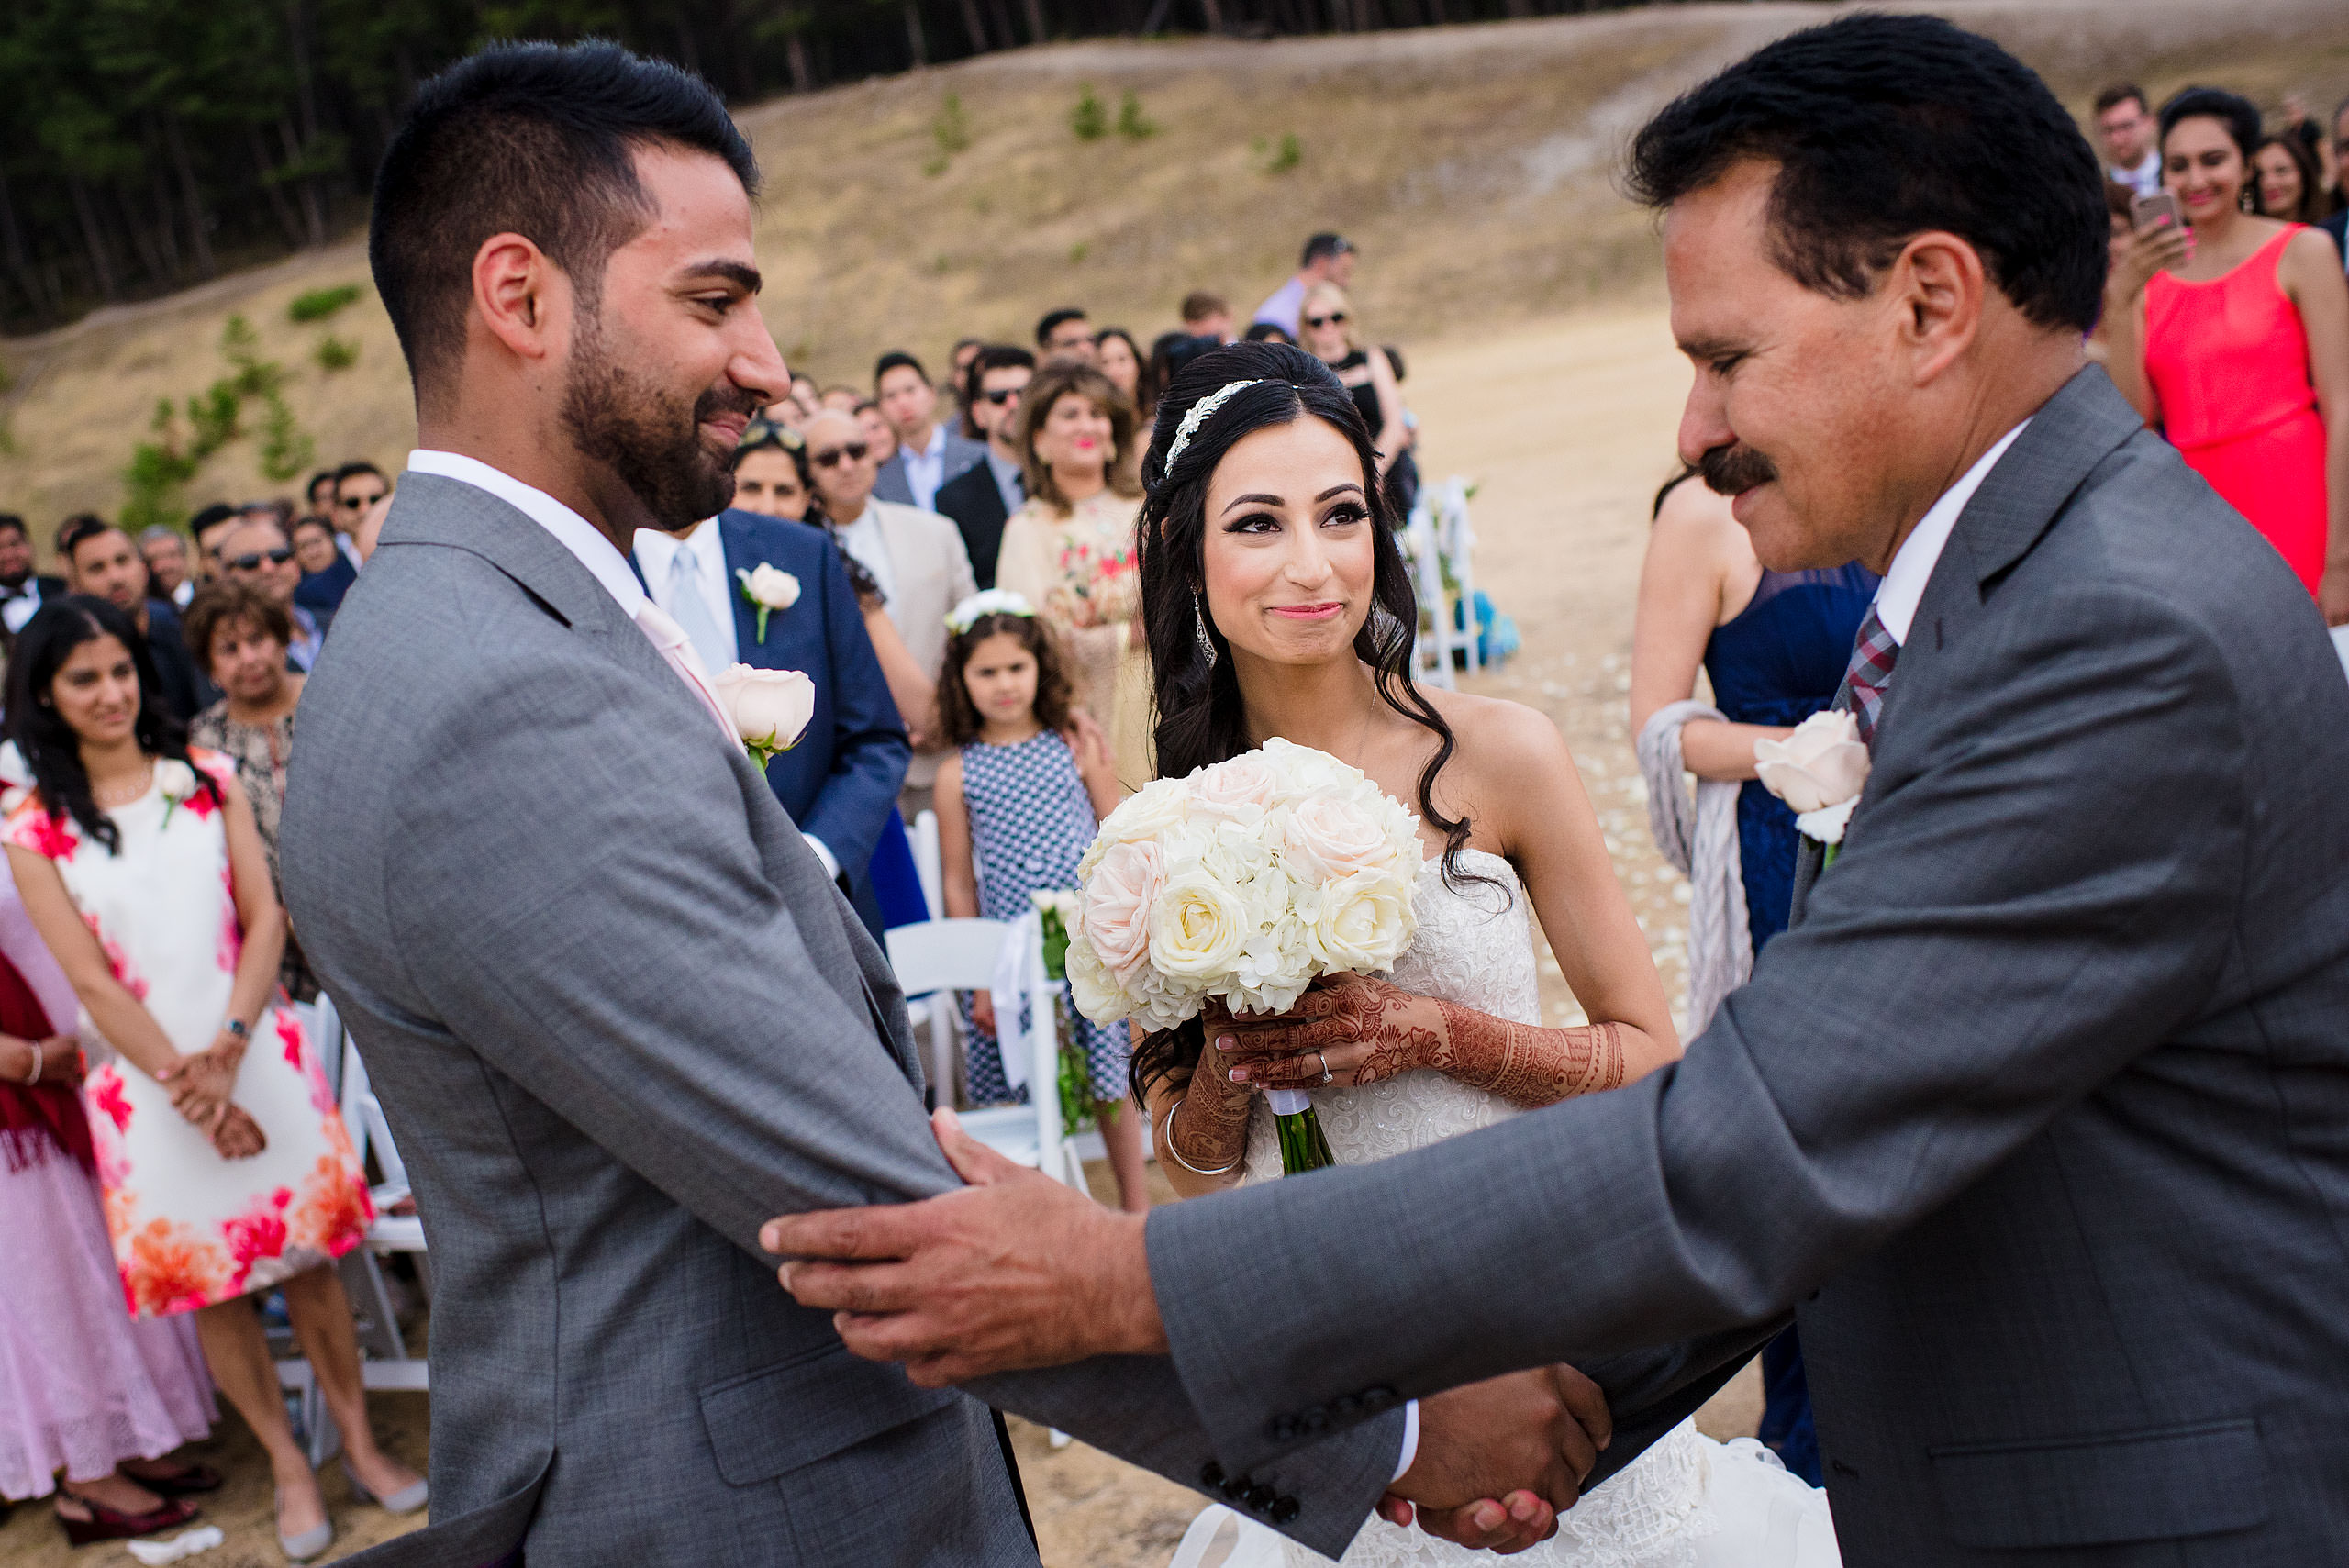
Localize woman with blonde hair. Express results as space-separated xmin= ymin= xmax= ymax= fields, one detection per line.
xmin=1297 ymin=280 xmax=1416 ymax=514
xmin=992 ymin=360 xmax=1151 ymax=786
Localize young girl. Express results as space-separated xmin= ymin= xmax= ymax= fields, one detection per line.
xmin=933 ymin=592 xmax=1149 ymax=1212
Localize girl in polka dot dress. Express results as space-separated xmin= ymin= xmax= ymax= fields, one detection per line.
xmin=933 ymin=595 xmax=1150 ymax=1211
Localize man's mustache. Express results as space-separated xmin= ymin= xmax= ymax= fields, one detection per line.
xmin=696 ymin=384 xmax=765 ymax=424
xmin=1698 ymin=443 xmax=1777 ymax=496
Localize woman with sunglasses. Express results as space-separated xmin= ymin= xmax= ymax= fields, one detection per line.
xmin=1299 ymin=281 xmax=1417 ymax=516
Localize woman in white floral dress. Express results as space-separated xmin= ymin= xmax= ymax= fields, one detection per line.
xmin=3 ymin=597 xmax=422 ymax=1561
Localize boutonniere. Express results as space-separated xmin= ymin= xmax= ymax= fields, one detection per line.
xmin=735 ymin=563 xmax=801 ymax=643
xmin=1755 ymin=711 xmax=1871 ymax=867
xmin=156 ymin=758 xmax=198 ymax=831
xmin=711 ymin=664 xmax=816 ymax=769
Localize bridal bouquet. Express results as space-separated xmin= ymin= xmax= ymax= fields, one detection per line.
xmin=1065 ymin=739 xmax=1422 ymax=1173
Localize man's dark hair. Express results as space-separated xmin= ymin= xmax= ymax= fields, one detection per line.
xmin=187 ymin=503 xmax=239 ymax=545
xmin=1300 ymin=232 xmax=1353 ymax=267
xmin=1625 ymin=14 xmax=2107 ymax=335
xmin=0 ymin=514 xmax=26 ymax=544
xmin=1179 ymin=290 xmax=1229 ymax=323
xmin=370 ymin=41 xmax=759 ymax=398
xmin=292 ymin=514 xmax=337 ymax=540
xmin=2157 ymin=86 xmax=2262 ymax=164
xmin=57 ymin=515 xmax=116 ymax=565
xmin=333 ymin=459 xmax=386 ymax=487
xmin=873 ymin=350 xmax=929 ymax=388
xmin=2093 ymin=83 xmax=2148 ymax=117
xmin=1034 ymin=307 xmax=1087 ymax=348
xmin=972 ymin=344 xmax=1035 ymax=379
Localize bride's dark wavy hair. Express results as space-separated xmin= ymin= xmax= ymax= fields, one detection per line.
xmin=1127 ymin=341 xmax=1480 ymax=1104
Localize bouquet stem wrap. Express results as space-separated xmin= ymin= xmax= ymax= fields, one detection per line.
xmin=1264 ymin=1088 xmax=1335 ymax=1173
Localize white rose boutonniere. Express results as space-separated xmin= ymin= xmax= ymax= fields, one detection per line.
xmin=156 ymin=758 xmax=199 ymax=831
xmin=712 ymin=664 xmax=815 ymax=769
xmin=1754 ymin=710 xmax=1871 ymax=864
xmin=735 ymin=563 xmax=801 ymax=643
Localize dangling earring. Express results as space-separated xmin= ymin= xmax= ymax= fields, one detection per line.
xmin=1194 ymin=600 xmax=1219 ymax=667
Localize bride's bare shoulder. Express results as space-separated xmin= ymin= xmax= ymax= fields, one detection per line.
xmin=1417 ymin=687 xmax=1577 ymax=783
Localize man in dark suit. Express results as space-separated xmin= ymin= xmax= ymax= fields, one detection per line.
xmin=60 ymin=517 xmax=205 ymax=720
xmin=635 ymin=507 xmax=909 ymax=936
xmin=0 ymin=513 xmax=66 ymax=636
xmin=774 ymin=17 xmax=2349 ymax=1563
xmin=871 ymin=350 xmax=985 ymax=513
xmin=932 ymin=345 xmax=1034 ymax=591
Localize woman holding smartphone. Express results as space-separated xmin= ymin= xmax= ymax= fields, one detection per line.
xmin=2102 ymin=86 xmax=2349 ymax=621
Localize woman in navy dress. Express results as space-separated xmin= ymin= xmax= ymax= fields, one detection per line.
xmin=1631 ymin=467 xmax=1876 ymax=1484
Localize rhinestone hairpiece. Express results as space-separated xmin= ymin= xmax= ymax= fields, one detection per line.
xmin=1163 ymin=379 xmax=1265 ymax=473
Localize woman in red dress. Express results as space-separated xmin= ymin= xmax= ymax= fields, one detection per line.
xmin=2103 ymin=86 xmax=2349 ymax=621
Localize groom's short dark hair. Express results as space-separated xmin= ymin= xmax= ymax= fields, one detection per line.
xmin=371 ymin=40 xmax=759 ymax=399
xmin=1625 ymin=14 xmax=2106 ymax=335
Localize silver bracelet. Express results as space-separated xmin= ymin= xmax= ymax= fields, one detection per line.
xmin=23 ymin=1042 xmax=40 ymax=1085
xmin=1161 ymin=1096 xmax=1243 ymax=1176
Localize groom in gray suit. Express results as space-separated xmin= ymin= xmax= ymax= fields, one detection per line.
xmin=774 ymin=17 xmax=2349 ymax=1565
xmin=283 ymin=39 xmax=1611 ymax=1568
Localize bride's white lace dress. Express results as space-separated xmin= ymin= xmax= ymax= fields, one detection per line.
xmin=1175 ymin=849 xmax=1838 ymax=1568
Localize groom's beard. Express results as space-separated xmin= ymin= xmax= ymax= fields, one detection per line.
xmin=560 ymin=317 xmax=757 ymax=531
xmin=1698 ymin=440 xmax=1778 ymax=497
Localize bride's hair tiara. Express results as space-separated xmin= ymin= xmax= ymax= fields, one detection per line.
xmin=1162 ymin=379 xmax=1266 ymax=473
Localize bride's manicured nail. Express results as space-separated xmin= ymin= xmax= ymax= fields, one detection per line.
xmin=1230 ymin=1067 xmax=1249 ymax=1083
xmin=1474 ymin=1502 xmax=1502 ymax=1531
xmin=1216 ymin=1034 xmax=1236 ymax=1051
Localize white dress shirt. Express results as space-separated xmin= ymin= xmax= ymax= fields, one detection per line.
xmin=833 ymin=503 xmax=898 ymax=606
xmin=2111 ymin=150 xmax=2163 ymax=200
xmin=405 ymin=451 xmax=841 ymax=880
xmin=633 ymin=520 xmax=740 ymax=668
xmin=984 ymin=448 xmax=1025 ymax=521
xmin=1871 ymin=421 xmax=2030 ymax=646
xmin=899 ymin=425 xmax=950 ymax=515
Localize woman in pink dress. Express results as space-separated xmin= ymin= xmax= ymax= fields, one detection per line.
xmin=4 ymin=597 xmax=424 ymax=1562
xmin=2103 ymin=86 xmax=2349 ymax=619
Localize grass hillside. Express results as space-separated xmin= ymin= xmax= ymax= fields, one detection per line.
xmin=4 ymin=0 xmax=2347 ymax=531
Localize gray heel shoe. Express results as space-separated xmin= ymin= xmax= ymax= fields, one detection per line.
xmin=342 ymin=1459 xmax=429 ymax=1516
xmin=276 ymin=1487 xmax=333 ymax=1563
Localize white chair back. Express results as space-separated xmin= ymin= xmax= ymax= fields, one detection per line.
xmin=910 ymin=809 xmax=944 ymax=919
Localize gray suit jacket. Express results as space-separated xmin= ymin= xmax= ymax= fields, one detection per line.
xmin=1144 ymin=368 xmax=2349 ymax=1563
xmin=874 ymin=428 xmax=986 ymax=510
xmin=281 ymin=473 xmax=1400 ymax=1566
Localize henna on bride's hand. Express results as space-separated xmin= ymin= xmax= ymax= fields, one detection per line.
xmin=1430 ymin=1006 xmax=1627 ymax=1108
xmin=1163 ymin=1081 xmax=1252 ymax=1173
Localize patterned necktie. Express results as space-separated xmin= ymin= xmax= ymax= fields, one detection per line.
xmin=634 ymin=599 xmax=743 ymax=751
xmin=1842 ymin=606 xmax=1900 ymax=748
xmin=664 ymin=544 xmax=733 ymax=677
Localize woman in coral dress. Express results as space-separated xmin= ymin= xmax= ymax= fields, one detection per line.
xmin=3 ymin=597 xmax=422 ymax=1562
xmin=2104 ymin=86 xmax=2349 ymax=615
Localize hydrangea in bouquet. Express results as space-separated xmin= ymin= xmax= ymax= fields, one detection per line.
xmin=1065 ymin=738 xmax=1422 ymax=1173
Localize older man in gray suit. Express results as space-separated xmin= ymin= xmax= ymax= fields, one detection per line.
xmin=775 ymin=17 xmax=2349 ymax=1564
xmin=282 ymin=39 xmax=1612 ymax=1568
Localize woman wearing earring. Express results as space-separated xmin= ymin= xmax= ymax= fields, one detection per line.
xmin=3 ymin=597 xmax=424 ymax=1562
xmin=994 ymin=360 xmax=1152 ymax=787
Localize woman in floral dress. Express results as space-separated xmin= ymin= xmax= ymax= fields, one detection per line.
xmin=3 ymin=597 xmax=422 ymax=1562
xmin=995 ymin=359 xmax=1152 ymax=788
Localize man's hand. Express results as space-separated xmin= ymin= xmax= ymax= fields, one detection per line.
xmin=763 ymin=1107 xmax=1166 ymax=1385
xmin=1379 ymin=1365 xmax=1613 ymax=1554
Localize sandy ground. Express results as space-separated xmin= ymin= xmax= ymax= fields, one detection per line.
xmin=0 ymin=301 xmax=1751 ymax=1567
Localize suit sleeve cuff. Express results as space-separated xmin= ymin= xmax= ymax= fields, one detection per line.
xmin=802 ymin=834 xmax=841 ymax=881
xmin=1391 ymin=1401 xmax=1418 ymax=1484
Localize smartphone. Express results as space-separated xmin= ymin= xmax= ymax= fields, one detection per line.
xmin=2131 ymin=191 xmax=2182 ymax=234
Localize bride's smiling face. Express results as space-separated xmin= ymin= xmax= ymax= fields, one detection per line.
xmin=1198 ymin=416 xmax=1376 ymax=669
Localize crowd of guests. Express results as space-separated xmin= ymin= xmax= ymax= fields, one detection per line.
xmin=0 ymin=234 xmax=1424 ymax=1554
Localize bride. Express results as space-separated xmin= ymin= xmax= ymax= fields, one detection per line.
xmin=1130 ymin=343 xmax=1838 ymax=1568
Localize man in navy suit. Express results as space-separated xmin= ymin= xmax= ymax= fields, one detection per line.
xmin=634 ymin=506 xmax=909 ymax=936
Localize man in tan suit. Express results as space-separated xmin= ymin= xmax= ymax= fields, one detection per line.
xmin=803 ymin=407 xmax=975 ymax=814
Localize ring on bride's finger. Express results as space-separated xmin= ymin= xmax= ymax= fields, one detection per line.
xmin=1315 ymin=1050 xmax=1333 ymax=1084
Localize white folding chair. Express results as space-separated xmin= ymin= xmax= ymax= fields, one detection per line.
xmin=1432 ymin=478 xmax=1483 ymax=677
xmin=1407 ymin=503 xmax=1461 ymax=691
xmin=276 ymin=995 xmax=431 ymax=1467
xmin=884 ymin=917 xmax=1084 ymax=1189
xmin=910 ymin=809 xmax=944 ymax=919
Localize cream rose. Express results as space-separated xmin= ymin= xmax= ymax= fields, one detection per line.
xmin=1306 ymin=868 xmax=1417 ymax=973
xmin=1149 ymin=871 xmax=1252 ymax=981
xmin=1065 ymin=925 xmax=1130 ymax=1024
xmin=712 ymin=665 xmax=815 ymax=762
xmin=1082 ymin=840 xmax=1163 ymax=980
xmin=1279 ymin=795 xmax=1398 ymax=884
xmin=735 ymin=563 xmax=801 ymax=642
xmin=1754 ymin=711 xmax=1871 ymax=817
xmin=1191 ymin=754 xmax=1278 ymax=821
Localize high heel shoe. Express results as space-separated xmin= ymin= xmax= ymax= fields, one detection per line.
xmin=276 ymin=1486 xmax=334 ymax=1563
xmin=342 ymin=1458 xmax=429 ymax=1515
xmin=54 ymin=1494 xmax=200 ymax=1547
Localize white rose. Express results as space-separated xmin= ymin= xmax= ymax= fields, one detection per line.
xmin=155 ymin=759 xmax=199 ymax=802
xmin=1753 ymin=710 xmax=1871 ymax=816
xmin=1191 ymin=754 xmax=1277 ymax=822
xmin=711 ymin=665 xmax=816 ymax=757
xmin=1149 ymin=870 xmax=1253 ymax=982
xmin=1306 ymin=868 xmax=1418 ymax=973
xmin=1081 ymin=840 xmax=1163 ymax=981
xmin=1065 ymin=927 xmax=1131 ymax=1024
xmin=1085 ymin=778 xmax=1194 ymax=873
xmin=1279 ymin=795 xmax=1400 ymax=884
xmin=736 ymin=563 xmax=801 ymax=610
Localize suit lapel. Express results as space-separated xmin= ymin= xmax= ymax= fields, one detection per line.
xmin=718 ymin=513 xmax=768 ymax=660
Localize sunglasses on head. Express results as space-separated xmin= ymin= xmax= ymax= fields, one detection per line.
xmin=228 ymin=547 xmax=295 ymax=572
xmin=1305 ymin=312 xmax=1348 ymax=328
xmin=813 ymin=442 xmax=870 ymax=468
xmin=980 ymin=387 xmax=1023 ymax=406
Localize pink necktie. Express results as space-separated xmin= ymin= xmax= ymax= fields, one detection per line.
xmin=634 ymin=599 xmax=744 ymax=752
